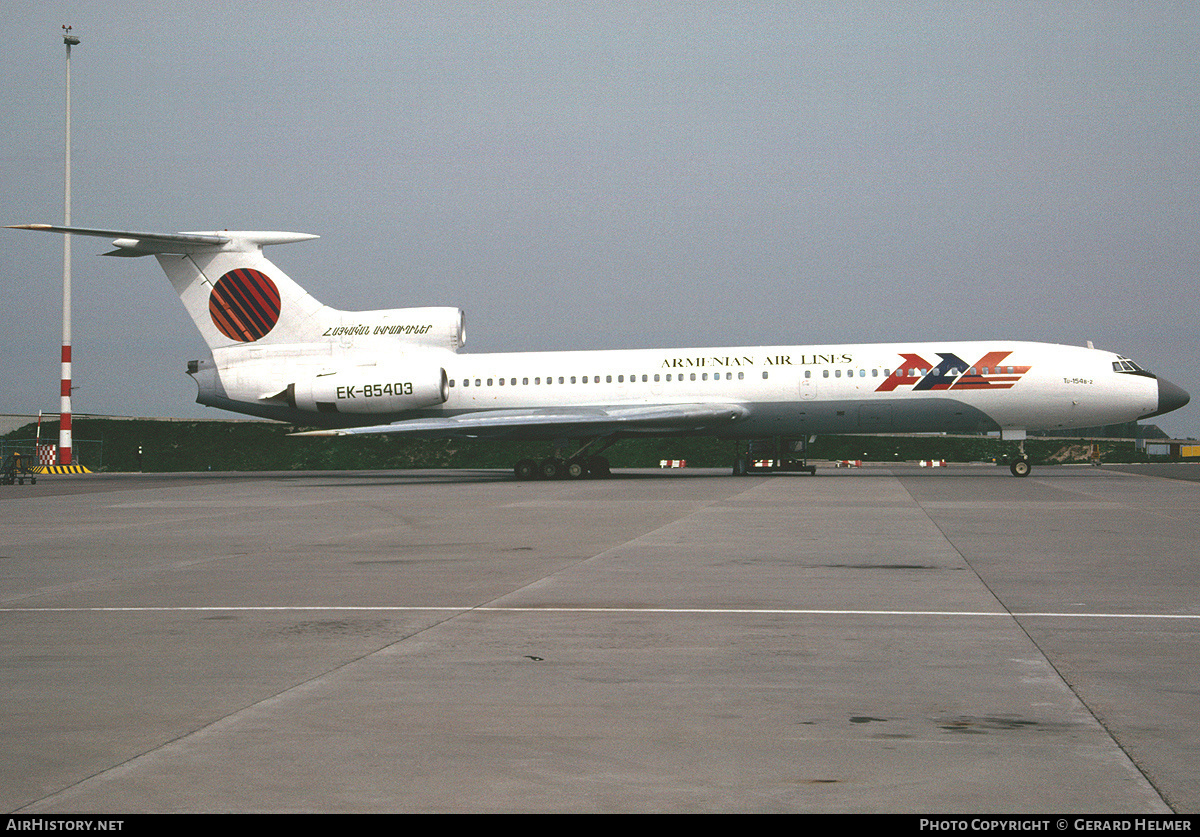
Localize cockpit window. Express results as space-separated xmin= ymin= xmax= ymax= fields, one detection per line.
xmin=1113 ymin=357 xmax=1156 ymax=378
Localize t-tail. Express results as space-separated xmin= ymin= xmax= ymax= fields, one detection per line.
xmin=5 ymin=225 xmax=466 ymax=352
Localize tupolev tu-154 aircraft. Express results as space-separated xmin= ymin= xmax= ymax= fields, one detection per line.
xmin=10 ymin=224 xmax=1190 ymax=478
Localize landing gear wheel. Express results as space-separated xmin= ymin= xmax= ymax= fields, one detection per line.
xmin=514 ymin=458 xmax=538 ymax=480
xmin=733 ymin=455 xmax=749 ymax=476
xmin=539 ymin=458 xmax=565 ymax=480
xmin=1010 ymin=458 xmax=1031 ymax=478
xmin=565 ymin=460 xmax=587 ymax=479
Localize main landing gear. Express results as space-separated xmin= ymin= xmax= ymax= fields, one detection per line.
xmin=513 ymin=437 xmax=616 ymax=480
xmin=514 ymin=455 xmax=611 ymax=480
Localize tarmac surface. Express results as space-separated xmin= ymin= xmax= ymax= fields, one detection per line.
xmin=1 ymin=463 xmax=1197 ymax=813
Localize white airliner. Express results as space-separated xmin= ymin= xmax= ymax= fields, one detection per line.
xmin=10 ymin=224 xmax=1190 ymax=478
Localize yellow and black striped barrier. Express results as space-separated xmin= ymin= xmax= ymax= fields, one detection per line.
xmin=31 ymin=465 xmax=92 ymax=475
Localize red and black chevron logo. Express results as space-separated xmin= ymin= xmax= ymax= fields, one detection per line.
xmin=208 ymin=268 xmax=281 ymax=342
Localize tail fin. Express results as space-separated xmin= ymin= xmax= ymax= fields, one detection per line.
xmin=8 ymin=225 xmax=322 ymax=349
xmin=9 ymin=224 xmax=466 ymax=353
xmin=152 ymin=236 xmax=325 ymax=348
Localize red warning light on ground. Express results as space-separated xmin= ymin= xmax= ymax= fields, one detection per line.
xmin=209 ymin=268 xmax=281 ymax=342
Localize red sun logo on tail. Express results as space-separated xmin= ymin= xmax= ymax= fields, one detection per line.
xmin=208 ymin=268 xmax=281 ymax=342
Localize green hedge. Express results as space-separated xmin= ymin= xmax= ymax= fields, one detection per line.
xmin=3 ymin=418 xmax=1148 ymax=472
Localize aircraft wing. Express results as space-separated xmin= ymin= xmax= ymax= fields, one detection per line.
xmin=292 ymin=402 xmax=750 ymax=440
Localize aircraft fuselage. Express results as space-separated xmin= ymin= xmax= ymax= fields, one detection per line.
xmin=192 ymin=339 xmax=1165 ymax=439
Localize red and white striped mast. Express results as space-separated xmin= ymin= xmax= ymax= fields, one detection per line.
xmin=59 ymin=25 xmax=79 ymax=465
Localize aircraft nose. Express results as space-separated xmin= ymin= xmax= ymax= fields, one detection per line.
xmin=1142 ymin=377 xmax=1190 ymax=419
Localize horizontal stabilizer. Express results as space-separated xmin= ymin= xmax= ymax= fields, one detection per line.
xmin=7 ymin=224 xmax=317 ymax=255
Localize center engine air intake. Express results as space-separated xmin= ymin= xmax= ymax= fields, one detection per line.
xmin=384 ymin=306 xmax=465 ymax=351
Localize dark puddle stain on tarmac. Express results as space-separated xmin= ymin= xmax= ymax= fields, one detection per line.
xmin=849 ymin=716 xmax=911 ymax=739
xmin=939 ymin=716 xmax=1042 ymax=734
xmin=850 ymin=714 xmax=1049 ymax=734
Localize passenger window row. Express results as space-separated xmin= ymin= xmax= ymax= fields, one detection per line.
xmin=810 ymin=369 xmax=893 ymax=379
xmin=449 ymin=371 xmax=753 ymax=388
xmin=447 ymin=365 xmax=1023 ymax=388
xmin=800 ymin=366 xmax=1017 ymax=379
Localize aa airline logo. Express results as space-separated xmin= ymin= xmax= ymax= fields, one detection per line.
xmin=874 ymin=351 xmax=1031 ymax=393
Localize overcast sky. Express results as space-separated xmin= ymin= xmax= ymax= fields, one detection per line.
xmin=2 ymin=2 xmax=1196 ymax=439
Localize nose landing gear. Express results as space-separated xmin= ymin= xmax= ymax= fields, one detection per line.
xmin=1007 ymin=437 xmax=1031 ymax=477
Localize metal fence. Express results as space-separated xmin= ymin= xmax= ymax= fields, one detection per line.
xmin=0 ymin=438 xmax=104 ymax=470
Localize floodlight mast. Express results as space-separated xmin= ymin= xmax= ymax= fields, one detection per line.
xmin=59 ymin=25 xmax=79 ymax=466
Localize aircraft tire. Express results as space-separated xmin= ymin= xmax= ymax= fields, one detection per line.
xmin=565 ymin=460 xmax=587 ymax=479
xmin=733 ymin=455 xmax=749 ymax=476
xmin=514 ymin=458 xmax=538 ymax=480
xmin=540 ymin=457 xmax=565 ymax=480
xmin=1010 ymin=458 xmax=1031 ymax=478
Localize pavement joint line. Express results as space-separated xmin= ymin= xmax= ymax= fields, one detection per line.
xmin=1 ymin=605 xmax=1197 ymax=619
